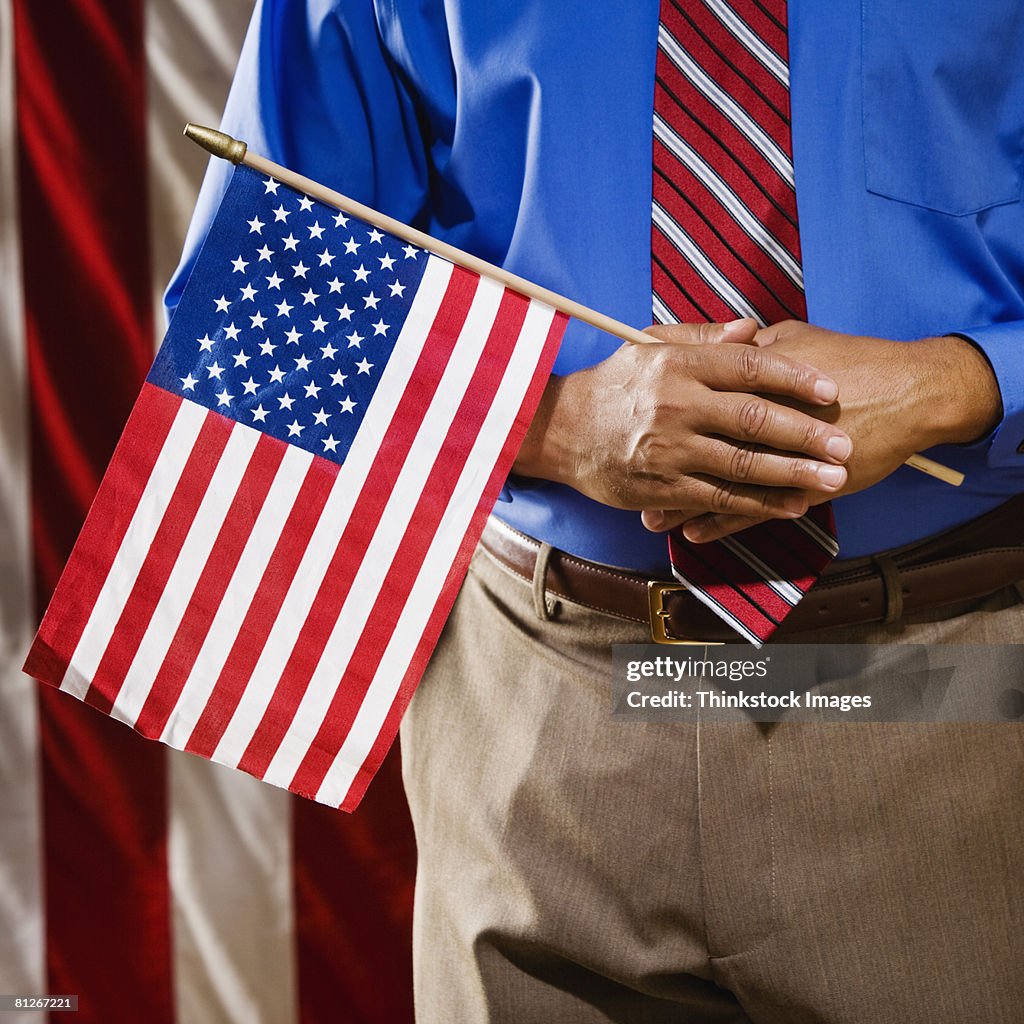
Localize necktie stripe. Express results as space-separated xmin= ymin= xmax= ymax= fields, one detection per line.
xmin=653 ymin=0 xmax=838 ymax=645
xmin=657 ymin=24 xmax=794 ymax=185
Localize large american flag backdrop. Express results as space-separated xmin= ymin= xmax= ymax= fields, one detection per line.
xmin=0 ymin=2 xmax=453 ymax=1021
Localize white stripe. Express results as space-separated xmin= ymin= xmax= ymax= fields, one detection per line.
xmin=61 ymin=399 xmax=207 ymax=699
xmin=111 ymin=421 xmax=260 ymax=728
xmin=796 ymin=513 xmax=840 ymax=558
xmin=670 ymin=567 xmax=764 ymax=647
xmin=261 ymin=273 xmax=508 ymax=789
xmin=208 ymin=255 xmax=453 ymax=767
xmin=0 ymin=0 xmax=45 ymax=1014
xmin=658 ymin=24 xmax=793 ymax=185
xmin=316 ymin=298 xmax=559 ymax=806
xmin=701 ymin=0 xmax=789 ymax=86
xmin=652 ymin=291 xmax=677 ymax=325
xmin=654 ymin=113 xmax=803 ymax=287
xmin=719 ymin=535 xmax=803 ymax=606
xmin=653 ymin=201 xmax=764 ymax=322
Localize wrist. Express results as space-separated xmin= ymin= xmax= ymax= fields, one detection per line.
xmin=513 ymin=373 xmax=575 ymax=484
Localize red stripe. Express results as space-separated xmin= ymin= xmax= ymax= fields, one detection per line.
xmin=132 ymin=432 xmax=288 ymax=739
xmin=340 ymin=310 xmax=569 ymax=810
xmin=23 ymin=384 xmax=181 ymax=687
xmin=14 ymin=0 xmax=175 ymax=1017
xmin=235 ymin=265 xmax=479 ymax=780
xmin=731 ymin=513 xmax=834 ymax=594
xmin=184 ymin=455 xmax=339 ymax=759
xmin=82 ymin=410 xmax=234 ymax=715
xmin=288 ymin=288 xmax=531 ymax=799
xmin=719 ymin=0 xmax=789 ymax=57
xmin=652 ymin=229 xmax=737 ymax=323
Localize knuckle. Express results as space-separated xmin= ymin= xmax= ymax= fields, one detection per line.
xmin=735 ymin=346 xmax=762 ymax=387
xmin=710 ymin=481 xmax=741 ymax=513
xmin=728 ymin=445 xmax=758 ymax=483
xmin=737 ymin=398 xmax=770 ymax=438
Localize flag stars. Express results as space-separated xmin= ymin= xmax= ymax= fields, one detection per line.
xmin=232 ymin=255 xmax=248 ymax=273
xmin=320 ymin=341 xmax=338 ymax=359
xmin=402 ymin=244 xmax=419 ymax=259
xmin=223 ymin=322 xmax=241 ymax=341
xmin=180 ymin=373 xmax=198 ymax=391
xmin=313 ymin=408 xmax=331 ymax=426
xmin=353 ymin=264 xmax=370 ymax=283
xmin=368 ymin=228 xmax=384 ymax=244
xmin=363 ymin=292 xmax=380 ymax=310
xmin=240 ymin=282 xmax=258 ymax=301
xmin=249 ymin=311 xmax=268 ymax=330
xmin=242 ymin=377 xmax=259 ymax=396
xmin=268 ymin=365 xmax=286 ymax=384
xmin=372 ymin=318 xmax=389 ymax=336
xmin=378 ymin=253 xmax=396 ymax=271
xmin=304 ymin=381 xmax=322 ymax=400
xmin=282 ymin=233 xmax=299 ymax=252
xmin=285 ymin=326 xmax=303 ymax=345
xmin=298 ymin=195 xmax=314 ymax=212
xmin=292 ymin=261 xmax=309 ymax=279
xmin=339 ymin=396 xmax=356 ymax=413
xmin=247 ymin=216 xmax=265 ymax=234
xmin=343 ymin=237 xmax=360 ymax=255
xmin=287 ymin=420 xmax=304 ymax=437
xmin=233 ymin=350 xmax=251 ymax=368
xmin=327 ymin=277 xmax=344 ymax=293
xmin=356 ymin=357 xmax=373 ymax=375
xmin=322 ymin=435 xmax=340 ymax=453
xmin=295 ymin=354 xmax=312 ymax=372
xmin=207 ymin=361 xmax=225 ymax=380
xmin=259 ymin=338 xmax=276 ymax=357
xmin=264 ymin=177 xmax=280 ymax=194
xmin=336 ymin=304 xmax=353 ymax=321
xmin=251 ymin=403 xmax=269 ymax=423
xmin=334 ymin=211 xmax=348 ymax=227
xmin=302 ymin=288 xmax=320 ymax=305
xmin=308 ymin=221 xmax=325 ymax=239
xmin=318 ymin=249 xmax=335 ymax=267
xmin=214 ymin=295 xmax=231 ymax=313
xmin=257 ymin=244 xmax=274 ymax=262
xmin=266 ymin=272 xmax=283 ymax=290
xmin=273 ymin=204 xmax=290 ymax=222
xmin=388 ymin=280 xmax=406 ymax=298
xmin=278 ymin=393 xmax=295 ymax=411
xmin=347 ymin=331 xmax=363 ymax=348
xmin=198 ymin=333 xmax=215 ymax=353
xmin=311 ymin=315 xmax=328 ymax=333
xmin=276 ymin=299 xmax=293 ymax=317
xmin=329 ymin=369 xmax=348 ymax=387
xmin=216 ymin=389 xmax=233 ymax=407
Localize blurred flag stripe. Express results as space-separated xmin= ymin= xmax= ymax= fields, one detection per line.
xmin=0 ymin=0 xmax=44 ymax=1016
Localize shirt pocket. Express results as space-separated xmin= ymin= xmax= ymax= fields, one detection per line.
xmin=861 ymin=0 xmax=1024 ymax=217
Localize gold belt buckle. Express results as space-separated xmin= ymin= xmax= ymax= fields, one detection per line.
xmin=647 ymin=581 xmax=725 ymax=645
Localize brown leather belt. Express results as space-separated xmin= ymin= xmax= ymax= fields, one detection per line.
xmin=479 ymin=495 xmax=1024 ymax=642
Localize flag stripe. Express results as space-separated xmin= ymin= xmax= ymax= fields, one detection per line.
xmin=287 ymin=285 xmax=532 ymax=798
xmin=320 ymin=298 xmax=565 ymax=807
xmin=132 ymin=433 xmax=286 ymax=738
xmin=234 ymin=262 xmax=481 ymax=782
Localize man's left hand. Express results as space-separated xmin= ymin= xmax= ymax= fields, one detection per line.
xmin=643 ymin=320 xmax=1002 ymax=542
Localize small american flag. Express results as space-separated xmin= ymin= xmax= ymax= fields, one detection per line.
xmin=25 ymin=164 xmax=566 ymax=810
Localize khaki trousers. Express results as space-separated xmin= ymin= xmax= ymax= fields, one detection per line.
xmin=400 ymin=539 xmax=1024 ymax=1023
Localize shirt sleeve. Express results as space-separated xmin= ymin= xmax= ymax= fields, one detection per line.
xmin=164 ymin=0 xmax=429 ymax=321
xmin=951 ymin=321 xmax=1024 ymax=468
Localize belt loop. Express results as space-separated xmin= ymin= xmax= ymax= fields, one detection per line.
xmin=532 ymin=542 xmax=556 ymax=621
xmin=872 ymin=554 xmax=904 ymax=627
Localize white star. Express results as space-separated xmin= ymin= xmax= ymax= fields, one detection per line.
xmin=302 ymin=288 xmax=319 ymax=305
xmin=329 ymin=369 xmax=347 ymax=387
xmin=285 ymin=326 xmax=303 ymax=345
xmin=232 ymin=255 xmax=248 ymax=273
xmin=347 ymin=331 xmax=363 ymax=348
xmin=295 ymin=354 xmax=312 ymax=372
xmin=388 ymin=280 xmax=406 ymax=298
xmin=313 ymin=407 xmax=330 ymax=425
xmin=318 ymin=249 xmax=335 ymax=267
xmin=242 ymin=376 xmax=259 ymax=395
xmin=308 ymin=221 xmax=325 ymax=239
xmin=287 ymin=419 xmax=304 ymax=437
xmin=322 ymin=434 xmax=340 ymax=453
xmin=278 ymin=392 xmax=295 ymax=410
xmin=372 ymin=318 xmax=389 ymax=336
xmin=273 ymin=204 xmax=289 ymax=222
xmin=250 ymin=311 xmax=267 ymax=330
xmin=276 ymin=299 xmax=293 ymax=317
xmin=327 ymin=277 xmax=344 ymax=293
xmin=363 ymin=292 xmax=380 ymax=309
xmin=336 ymin=304 xmax=353 ymax=321
xmin=353 ymin=264 xmax=371 ymax=283
xmin=304 ymin=381 xmax=322 ymax=399
xmin=240 ymin=283 xmax=257 ymax=302
xmin=180 ymin=373 xmax=198 ymax=391
xmin=311 ymin=315 xmax=328 ymax=333
xmin=292 ymin=261 xmax=309 ymax=279
xmin=207 ymin=361 xmax=224 ymax=380
xmin=320 ymin=341 xmax=338 ymax=359
xmin=368 ymin=228 xmax=384 ymax=244
xmin=343 ymin=237 xmax=360 ymax=254
xmin=339 ymin=396 xmax=356 ymax=413
xmin=266 ymin=272 xmax=283 ymax=290
xmin=333 ymin=210 xmax=348 ymax=227
xmin=402 ymin=244 xmax=419 ymax=259
xmin=233 ymin=350 xmax=250 ymax=367
xmin=378 ymin=253 xmax=396 ymax=271
xmin=257 ymin=244 xmax=274 ymax=262
xmin=298 ymin=195 xmax=314 ymax=212
xmin=198 ymin=333 xmax=215 ymax=352
xmin=223 ymin=322 xmax=241 ymax=341
xmin=282 ymin=233 xmax=299 ymax=252
xmin=268 ymin=365 xmax=286 ymax=384
xmin=356 ymin=358 xmax=373 ymax=374
xmin=216 ymin=389 xmax=233 ymax=407
xmin=247 ymin=216 xmax=264 ymax=234
xmin=214 ymin=295 xmax=230 ymax=313
xmin=264 ymin=178 xmax=280 ymax=194
xmin=259 ymin=338 xmax=276 ymax=356
xmin=251 ymin=403 xmax=269 ymax=422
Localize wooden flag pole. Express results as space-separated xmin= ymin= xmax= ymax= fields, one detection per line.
xmin=183 ymin=123 xmax=964 ymax=488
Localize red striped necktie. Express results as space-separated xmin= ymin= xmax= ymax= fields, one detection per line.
xmin=652 ymin=0 xmax=838 ymax=645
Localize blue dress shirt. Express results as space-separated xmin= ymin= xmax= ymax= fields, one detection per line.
xmin=168 ymin=0 xmax=1024 ymax=572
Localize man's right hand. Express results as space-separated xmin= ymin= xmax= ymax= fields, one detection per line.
xmin=512 ymin=319 xmax=853 ymax=521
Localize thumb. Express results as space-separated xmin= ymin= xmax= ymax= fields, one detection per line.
xmin=643 ymin=317 xmax=760 ymax=346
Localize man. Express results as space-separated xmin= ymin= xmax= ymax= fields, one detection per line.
xmin=170 ymin=1 xmax=1024 ymax=1020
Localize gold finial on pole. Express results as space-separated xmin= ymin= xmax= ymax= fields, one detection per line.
xmin=183 ymin=123 xmax=247 ymax=164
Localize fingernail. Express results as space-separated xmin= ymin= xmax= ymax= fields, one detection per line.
xmin=813 ymin=378 xmax=839 ymax=402
xmin=825 ymin=434 xmax=852 ymax=461
xmin=783 ymin=494 xmax=807 ymax=514
xmin=721 ymin=318 xmax=751 ymax=336
xmin=683 ymin=521 xmax=710 ymax=543
xmin=817 ymin=464 xmax=846 ymax=488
